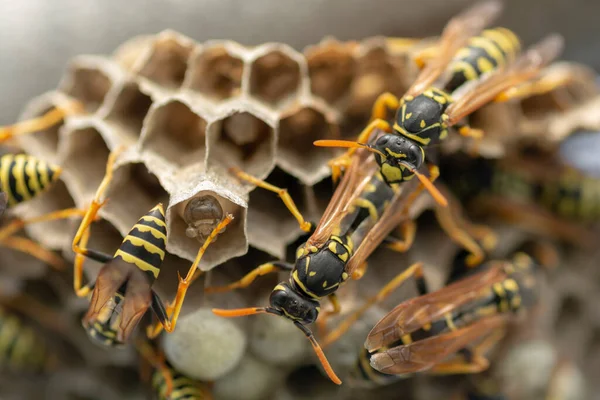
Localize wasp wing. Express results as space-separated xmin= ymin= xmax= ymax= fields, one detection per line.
xmin=365 ymin=263 xmax=507 ymax=351
xmin=369 ymin=314 xmax=506 ymax=375
xmin=117 ymin=267 xmax=153 ymax=343
xmin=83 ymin=259 xmax=133 ymax=325
xmin=406 ymin=0 xmax=502 ymax=97
xmin=445 ymin=34 xmax=564 ymax=125
xmin=308 ymin=148 xmax=379 ymax=247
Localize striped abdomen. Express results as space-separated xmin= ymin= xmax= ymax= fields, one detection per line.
xmin=0 ymin=154 xmax=61 ymax=207
xmin=0 ymin=306 xmax=54 ymax=373
xmin=445 ymin=27 xmax=521 ymax=92
xmin=152 ymin=364 xmax=210 ymax=400
xmin=113 ymin=204 xmax=167 ymax=282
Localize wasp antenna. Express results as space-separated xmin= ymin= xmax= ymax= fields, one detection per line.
xmin=294 ymin=321 xmax=342 ymax=385
xmin=314 ymin=140 xmax=387 ymax=159
xmin=212 ymin=307 xmax=268 ymax=318
xmin=405 ymin=165 xmax=448 ymax=207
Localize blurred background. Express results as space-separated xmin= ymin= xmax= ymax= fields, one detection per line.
xmin=1 ymin=0 xmax=598 ymax=125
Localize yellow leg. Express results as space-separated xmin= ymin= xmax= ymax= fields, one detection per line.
xmin=204 ymin=261 xmax=289 ymax=294
xmin=0 ymin=236 xmax=66 ymax=271
xmin=0 ymin=100 xmax=84 ymax=142
xmin=148 ymin=214 xmax=234 ymax=338
xmin=316 ymin=293 xmax=341 ymax=337
xmin=322 ymin=262 xmax=425 ymax=347
xmin=351 ymin=261 xmax=369 ymax=280
xmin=458 ymin=125 xmax=484 ymax=140
xmin=495 ymin=70 xmax=576 ymax=103
xmin=0 ymin=207 xmax=88 ymax=242
xmin=73 ymin=227 xmax=93 ymax=298
xmin=369 ymin=92 xmax=400 ymax=122
xmin=231 ymin=167 xmax=311 ymax=233
xmin=385 ymin=220 xmax=417 ymax=253
xmin=329 ymin=118 xmax=394 ymax=183
xmin=135 ymin=339 xmax=174 ymax=398
xmin=412 ymin=44 xmax=439 ymax=69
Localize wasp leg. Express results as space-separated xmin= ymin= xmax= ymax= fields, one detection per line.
xmin=322 ymin=262 xmax=426 ymax=348
xmin=316 ymin=293 xmax=341 ymax=338
xmin=135 ymin=339 xmax=174 ymax=398
xmin=230 ymin=167 xmax=312 ymax=233
xmin=0 ymin=100 xmax=84 ymax=143
xmin=412 ymin=44 xmax=438 ymax=69
xmin=495 ymin=67 xmax=578 ymax=103
xmin=72 ymin=147 xmax=124 ymax=297
xmin=428 ymin=327 xmax=505 ymax=375
xmin=149 ymin=215 xmax=234 ymax=337
xmin=434 ymin=194 xmax=488 ymax=268
xmin=0 ymin=236 xmax=67 ymax=271
xmin=384 ymin=220 xmax=417 ymax=253
xmin=204 ymin=261 xmax=293 ymax=294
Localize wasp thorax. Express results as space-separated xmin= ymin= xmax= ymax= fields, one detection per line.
xmin=270 ymin=282 xmax=319 ymax=324
xmin=184 ymin=195 xmax=225 ymax=242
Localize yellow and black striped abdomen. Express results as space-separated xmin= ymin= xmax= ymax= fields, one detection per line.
xmin=0 ymin=306 xmax=52 ymax=373
xmin=152 ymin=364 xmax=210 ymax=400
xmin=445 ymin=27 xmax=521 ymax=92
xmin=113 ymin=204 xmax=167 ymax=282
xmin=0 ymin=154 xmax=62 ymax=207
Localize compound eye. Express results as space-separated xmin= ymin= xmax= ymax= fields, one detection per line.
xmin=304 ymin=306 xmax=318 ymax=324
xmin=269 ymin=289 xmax=288 ymax=309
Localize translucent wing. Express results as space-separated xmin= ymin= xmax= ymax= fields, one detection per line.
xmin=406 ymin=0 xmax=503 ymax=97
xmin=365 ymin=263 xmax=507 ymax=351
xmin=83 ymin=259 xmax=133 ymax=324
xmin=369 ymin=314 xmax=506 ymax=375
xmin=344 ymin=168 xmax=426 ymax=276
xmin=445 ymin=34 xmax=564 ymax=125
xmin=117 ymin=267 xmax=152 ymax=342
xmin=308 ymin=148 xmax=379 ymax=247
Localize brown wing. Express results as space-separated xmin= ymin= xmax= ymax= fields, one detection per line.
xmin=445 ymin=34 xmax=564 ymax=125
xmin=308 ymin=148 xmax=379 ymax=247
xmin=406 ymin=0 xmax=502 ymax=97
xmin=117 ymin=267 xmax=152 ymax=343
xmin=345 ymin=165 xmax=427 ymax=276
xmin=83 ymin=259 xmax=134 ymax=324
xmin=365 ymin=263 xmax=507 ymax=351
xmin=369 ymin=314 xmax=507 ymax=375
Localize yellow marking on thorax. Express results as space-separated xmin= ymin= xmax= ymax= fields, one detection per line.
xmin=14 ymin=156 xmax=31 ymax=201
xmin=304 ymin=256 xmax=310 ymax=275
xmin=122 ymin=236 xmax=165 ymax=258
xmin=292 ymin=270 xmax=320 ymax=299
xmin=140 ymin=215 xmax=166 ymax=228
xmin=297 ymin=247 xmax=308 ymax=259
xmin=114 ymin=251 xmax=160 ymax=278
xmin=420 ymin=120 xmax=426 ymax=128
xmin=25 ymin=158 xmax=41 ymax=197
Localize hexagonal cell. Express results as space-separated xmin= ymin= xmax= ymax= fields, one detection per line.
xmin=249 ymin=50 xmax=301 ymax=107
xmin=140 ymin=100 xmax=207 ymax=168
xmin=167 ymin=190 xmax=248 ymax=271
xmin=277 ymin=105 xmax=338 ymax=185
xmin=101 ymin=161 xmax=170 ymax=237
xmin=305 ymin=40 xmax=356 ymax=105
xmin=14 ymin=179 xmax=77 ymax=250
xmin=207 ymin=110 xmax=275 ymax=178
xmin=61 ymin=64 xmax=113 ymax=114
xmin=60 ymin=126 xmax=110 ymax=205
xmin=186 ymin=45 xmax=244 ymax=101
xmin=104 ymin=81 xmax=153 ymax=142
xmin=136 ymin=35 xmax=194 ymax=89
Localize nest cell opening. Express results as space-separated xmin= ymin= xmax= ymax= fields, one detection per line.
xmin=141 ymin=101 xmax=207 ymax=167
xmin=208 ymin=111 xmax=274 ymax=176
xmin=137 ymin=38 xmax=192 ymax=89
xmin=103 ymin=162 xmax=169 ymax=235
xmin=105 ymin=82 xmax=152 ymax=140
xmin=61 ymin=127 xmax=110 ymax=203
xmin=307 ymin=46 xmax=355 ymax=104
xmin=249 ymin=51 xmax=301 ymax=106
xmin=64 ymin=67 xmax=112 ymax=113
xmin=187 ymin=46 xmax=244 ymax=101
xmin=278 ymin=106 xmax=336 ymax=173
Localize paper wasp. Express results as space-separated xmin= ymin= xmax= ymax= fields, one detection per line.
xmin=315 ymin=0 xmax=565 ymax=188
xmin=71 ymin=149 xmax=232 ymax=346
xmin=359 ymin=242 xmax=550 ymax=380
xmin=136 ymin=339 xmax=212 ymax=400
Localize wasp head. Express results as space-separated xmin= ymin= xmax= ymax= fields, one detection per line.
xmin=269 ymin=282 xmax=319 ymax=324
xmin=371 ymin=134 xmax=424 ymax=185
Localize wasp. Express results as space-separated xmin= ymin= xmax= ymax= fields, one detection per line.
xmin=0 ymin=99 xmax=83 ymax=143
xmin=359 ymin=242 xmax=551 ymax=380
xmin=315 ymin=0 xmax=566 ymax=188
xmin=71 ymin=149 xmax=233 ymax=346
xmin=205 ymin=134 xmax=496 ymax=384
xmin=136 ymin=339 xmax=212 ymax=400
xmin=183 ymin=194 xmax=225 ymax=243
